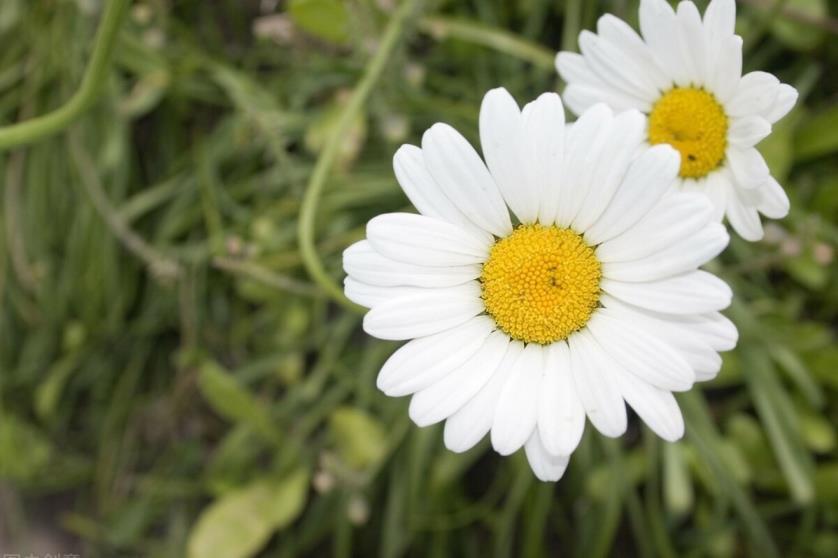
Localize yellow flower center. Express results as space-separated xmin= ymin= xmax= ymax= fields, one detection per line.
xmin=648 ymin=87 xmax=728 ymax=179
xmin=480 ymin=224 xmax=602 ymax=345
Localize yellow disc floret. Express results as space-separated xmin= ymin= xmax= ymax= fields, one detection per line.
xmin=480 ymin=224 xmax=602 ymax=345
xmin=648 ymin=87 xmax=728 ymax=179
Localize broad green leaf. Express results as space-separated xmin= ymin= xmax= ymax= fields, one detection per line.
xmin=187 ymin=469 xmax=309 ymax=558
xmin=795 ymin=104 xmax=838 ymax=161
xmin=329 ymin=406 xmax=387 ymax=470
xmin=0 ymin=413 xmax=53 ymax=481
xmin=288 ymin=0 xmax=350 ymax=45
xmin=197 ymin=359 xmax=280 ymax=444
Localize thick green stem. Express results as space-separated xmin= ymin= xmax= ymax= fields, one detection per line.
xmin=0 ymin=0 xmax=131 ymax=151
xmin=297 ymin=0 xmax=420 ymax=311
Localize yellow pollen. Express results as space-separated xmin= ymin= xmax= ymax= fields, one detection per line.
xmin=648 ymin=87 xmax=728 ymax=179
xmin=480 ymin=224 xmax=602 ymax=345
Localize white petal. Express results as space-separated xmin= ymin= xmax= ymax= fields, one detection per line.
xmin=703 ymin=0 xmax=736 ymax=39
xmin=764 ymin=83 xmax=798 ymax=123
xmin=728 ymin=115 xmax=771 ymax=147
xmin=555 ymin=51 xmax=599 ymax=85
xmin=344 ymin=277 xmax=428 ymax=308
xmin=491 ymin=343 xmax=544 ymax=456
xmin=367 ymin=213 xmax=491 ymax=267
xmin=726 ymin=187 xmax=764 ymax=241
xmin=572 ymin=109 xmax=647 ymax=232
xmin=613 ymin=371 xmax=685 ymax=441
xmin=726 ymin=71 xmax=780 ymax=118
xmin=639 ymin=0 xmax=691 ymax=86
xmin=578 ymin=30 xmax=660 ymax=102
xmin=725 ymin=147 xmax=770 ymax=189
xmin=568 ymin=330 xmax=627 ymax=438
xmin=538 ymin=342 xmax=586 ymax=456
xmin=706 ymin=35 xmax=742 ymax=103
xmin=556 ymin=104 xmax=614 ymax=227
xmin=479 ymin=88 xmax=535 ymax=224
xmin=377 ymin=315 xmax=495 ymax=396
xmin=602 ymin=270 xmax=732 ymax=314
xmin=702 ymin=171 xmax=729 ymax=222
xmin=343 ymin=240 xmax=481 ymax=288
xmin=524 ymin=430 xmax=570 ymax=482
xmin=676 ymin=2 xmax=710 ymax=85
xmin=409 ymin=331 xmax=509 ymax=426
xmin=444 ymin=341 xmax=524 ymax=453
xmin=600 ymin=295 xmax=727 ymax=379
xmin=523 ymin=93 xmax=566 ymax=226
xmin=562 ymin=83 xmax=650 ymax=115
xmin=585 ymin=144 xmax=681 ymax=245
xmin=596 ymin=191 xmax=713 ymax=263
xmin=363 ymin=283 xmax=484 ymax=340
xmin=422 ymin=123 xmax=512 ymax=237
xmin=602 ymin=295 xmax=738 ymax=351
xmin=596 ymin=14 xmax=670 ymax=91
xmin=756 ymin=177 xmax=790 ymax=219
xmin=603 ymin=222 xmax=729 ymax=282
xmin=393 ymin=145 xmax=475 ymax=229
xmin=587 ymin=309 xmax=695 ymax=392
xmin=443 ymin=341 xmax=524 ymax=453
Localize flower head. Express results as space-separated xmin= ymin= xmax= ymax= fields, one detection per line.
xmin=556 ymin=0 xmax=797 ymax=241
xmin=343 ymin=88 xmax=738 ymax=481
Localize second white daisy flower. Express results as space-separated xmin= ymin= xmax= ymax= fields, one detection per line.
xmin=343 ymin=88 xmax=737 ymax=481
xmin=556 ymin=0 xmax=797 ymax=241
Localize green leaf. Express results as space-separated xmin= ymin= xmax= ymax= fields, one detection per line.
xmin=329 ymin=406 xmax=388 ymax=470
xmin=197 ymin=359 xmax=280 ymax=444
xmin=288 ymin=0 xmax=350 ymax=45
xmin=0 ymin=413 xmax=53 ymax=481
xmin=795 ymin=104 xmax=838 ymax=161
xmin=187 ymin=469 xmax=310 ymax=558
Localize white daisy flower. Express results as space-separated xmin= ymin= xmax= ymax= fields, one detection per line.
xmin=556 ymin=0 xmax=797 ymax=241
xmin=343 ymin=88 xmax=738 ymax=481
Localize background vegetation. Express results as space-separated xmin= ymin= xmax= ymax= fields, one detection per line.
xmin=0 ymin=0 xmax=836 ymax=556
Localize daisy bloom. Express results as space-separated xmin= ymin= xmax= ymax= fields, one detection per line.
xmin=556 ymin=0 xmax=797 ymax=241
xmin=342 ymin=88 xmax=738 ymax=481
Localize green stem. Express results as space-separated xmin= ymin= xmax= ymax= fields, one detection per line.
xmin=418 ymin=15 xmax=556 ymax=69
xmin=297 ymin=0 xmax=420 ymax=312
xmin=0 ymin=0 xmax=131 ymax=151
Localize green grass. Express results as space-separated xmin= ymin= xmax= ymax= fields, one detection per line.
xmin=0 ymin=0 xmax=837 ymax=556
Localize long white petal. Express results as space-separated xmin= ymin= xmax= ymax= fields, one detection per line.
xmin=602 ymin=223 xmax=728 ymax=282
xmin=728 ymin=115 xmax=771 ymax=147
xmin=614 ymin=370 xmax=685 ymax=441
xmin=586 ymin=310 xmax=695 ymax=392
xmin=726 ymin=186 xmax=764 ymax=241
xmin=376 ymin=315 xmax=495 ymax=396
xmin=572 ymin=109 xmax=647 ymax=232
xmin=585 ymin=144 xmax=680 ymax=245
xmin=568 ymin=330 xmax=627 ymax=438
xmin=491 ymin=343 xmax=544 ymax=456
xmin=422 ymin=123 xmax=512 ymax=237
xmin=524 ymin=430 xmax=570 ymax=482
xmin=538 ymin=342 xmax=586 ymax=456
xmin=726 ymin=147 xmax=770 ymax=189
xmin=443 ymin=341 xmax=524 ymax=453
xmin=755 ymin=176 xmax=790 ymax=219
xmin=602 ymin=270 xmax=732 ymax=315
xmin=596 ymin=191 xmax=713 ymax=263
xmin=363 ymin=283 xmax=484 ymax=340
xmin=343 ymin=240 xmax=481 ymax=288
xmin=523 ymin=93 xmax=566 ymax=226
xmin=344 ymin=277 xmax=429 ymax=308
xmin=367 ymin=213 xmax=491 ymax=267
xmin=726 ymin=71 xmax=780 ymax=118
xmin=409 ymin=331 xmax=509 ymax=426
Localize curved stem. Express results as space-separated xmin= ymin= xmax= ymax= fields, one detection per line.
xmin=418 ymin=15 xmax=556 ymax=69
xmin=297 ymin=0 xmax=420 ymax=312
xmin=0 ymin=0 xmax=131 ymax=151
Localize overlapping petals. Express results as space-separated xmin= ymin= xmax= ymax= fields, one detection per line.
xmin=343 ymin=88 xmax=736 ymax=481
xmin=556 ymin=0 xmax=797 ymax=241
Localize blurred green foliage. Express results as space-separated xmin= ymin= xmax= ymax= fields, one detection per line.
xmin=0 ymin=0 xmax=837 ymax=556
